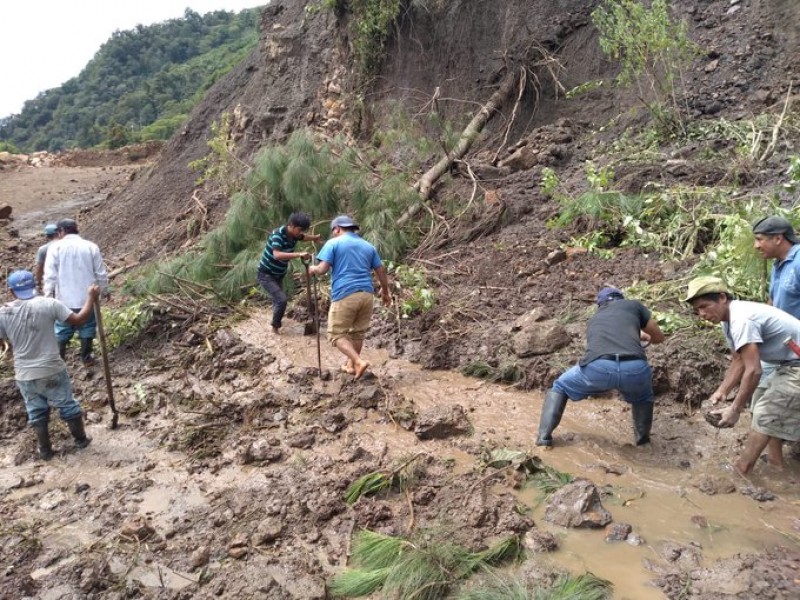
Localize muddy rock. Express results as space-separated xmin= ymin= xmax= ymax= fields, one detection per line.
xmin=0 ymin=206 xmax=11 ymax=219
xmin=543 ymin=479 xmax=612 ymax=528
xmin=190 ymin=545 xmax=210 ymax=568
xmin=119 ymin=517 xmax=156 ymax=541
xmin=251 ymin=518 xmax=283 ymax=546
xmin=523 ymin=529 xmax=559 ymax=553
xmin=512 ymin=318 xmax=571 ymax=358
xmin=605 ymin=522 xmax=632 ymax=542
xmin=693 ymin=475 xmax=737 ymax=495
xmin=39 ymin=489 xmax=68 ymax=510
xmin=414 ymin=404 xmax=472 ymax=440
xmin=740 ymin=485 xmax=776 ymax=502
xmin=287 ymin=430 xmax=316 ymax=449
xmin=241 ymin=438 xmax=284 ymax=464
xmin=355 ymin=384 xmax=383 ymax=408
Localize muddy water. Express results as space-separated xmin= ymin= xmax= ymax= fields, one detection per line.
xmin=238 ymin=312 xmax=800 ymax=600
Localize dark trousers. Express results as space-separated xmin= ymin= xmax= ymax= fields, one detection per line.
xmin=257 ymin=271 xmax=287 ymax=329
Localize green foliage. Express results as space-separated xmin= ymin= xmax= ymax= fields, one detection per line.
xmin=540 ymin=167 xmax=560 ymax=198
xmin=565 ymin=79 xmax=605 ymax=99
xmin=135 ymin=130 xmax=417 ymax=301
xmin=344 ymin=473 xmax=393 ymax=504
xmin=459 ymin=572 xmax=612 ymax=600
xmin=784 ymin=155 xmax=800 ymax=191
xmin=0 ymin=8 xmax=258 ymax=151
xmin=388 ymin=263 xmax=435 ymax=317
xmin=593 ymin=0 xmax=696 ymax=131
xmin=188 ymin=112 xmax=243 ymax=194
xmin=329 ymin=529 xmax=524 ymax=599
xmin=101 ymin=300 xmax=153 ymax=350
xmin=531 ymin=465 xmax=574 ymax=497
xmin=0 ymin=140 xmax=20 ymax=153
xmin=461 ymin=361 xmax=523 ymax=384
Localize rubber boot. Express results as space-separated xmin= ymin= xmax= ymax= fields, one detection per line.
xmin=32 ymin=421 xmax=54 ymax=460
xmin=58 ymin=340 xmax=68 ymax=360
xmin=66 ymin=415 xmax=91 ymax=449
xmin=632 ymin=402 xmax=654 ymax=446
xmin=536 ymin=389 xmax=569 ymax=446
xmin=80 ymin=338 xmax=95 ymax=367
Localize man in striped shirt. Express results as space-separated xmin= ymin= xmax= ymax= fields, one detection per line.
xmin=257 ymin=212 xmax=321 ymax=334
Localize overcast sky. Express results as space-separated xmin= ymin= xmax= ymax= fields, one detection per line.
xmin=0 ymin=1 xmax=266 ymax=119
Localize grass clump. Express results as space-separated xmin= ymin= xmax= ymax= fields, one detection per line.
xmin=328 ymin=530 xmax=524 ymax=599
xmin=461 ymin=362 xmax=523 ymax=384
xmin=344 ymin=453 xmax=425 ymax=505
xmin=530 ymin=465 xmax=574 ymax=498
xmin=459 ymin=572 xmax=612 ymax=600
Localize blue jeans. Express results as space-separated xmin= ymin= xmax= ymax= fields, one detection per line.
xmin=16 ymin=369 xmax=82 ymax=424
xmin=55 ymin=308 xmax=97 ymax=343
xmin=257 ymin=271 xmax=287 ymax=329
xmin=554 ymin=358 xmax=654 ymax=404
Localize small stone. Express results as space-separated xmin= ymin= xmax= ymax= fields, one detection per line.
xmin=228 ymin=546 xmax=248 ymax=559
xmin=605 ymin=522 xmax=632 ymax=542
xmin=190 ymin=545 xmax=210 ymax=568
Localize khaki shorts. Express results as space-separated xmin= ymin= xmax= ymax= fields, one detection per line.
xmin=327 ymin=292 xmax=374 ymax=344
xmin=752 ymin=365 xmax=800 ymax=442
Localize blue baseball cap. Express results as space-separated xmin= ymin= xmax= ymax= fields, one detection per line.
xmin=596 ymin=286 xmax=624 ymax=305
xmin=330 ymin=215 xmax=359 ymax=230
xmin=7 ymin=270 xmax=36 ymax=300
xmin=44 ymin=223 xmax=58 ymax=236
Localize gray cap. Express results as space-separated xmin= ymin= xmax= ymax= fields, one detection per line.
xmin=330 ymin=215 xmax=359 ymax=230
xmin=752 ymin=216 xmax=798 ymax=244
xmin=56 ymin=218 xmax=78 ymax=234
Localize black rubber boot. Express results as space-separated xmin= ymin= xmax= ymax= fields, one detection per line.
xmin=632 ymin=402 xmax=654 ymax=446
xmin=80 ymin=338 xmax=95 ymax=366
xmin=66 ymin=415 xmax=91 ymax=449
xmin=536 ymin=389 xmax=569 ymax=446
xmin=32 ymin=421 xmax=54 ymax=460
xmin=58 ymin=341 xmax=68 ymax=360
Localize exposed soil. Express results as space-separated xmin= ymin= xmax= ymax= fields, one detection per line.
xmin=1 ymin=1 xmax=800 ymax=599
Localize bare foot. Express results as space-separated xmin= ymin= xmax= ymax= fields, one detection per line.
xmin=271 ymin=326 xmax=280 ymax=335
xmin=354 ymin=360 xmax=370 ymax=380
xmin=341 ymin=361 xmax=355 ymax=374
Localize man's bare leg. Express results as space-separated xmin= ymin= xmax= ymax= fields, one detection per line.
xmin=734 ymin=431 xmax=772 ymax=475
xmin=766 ymin=437 xmax=785 ymax=469
xmin=335 ymin=337 xmax=369 ymax=379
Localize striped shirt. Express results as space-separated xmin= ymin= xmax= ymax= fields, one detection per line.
xmin=258 ymin=226 xmax=298 ymax=277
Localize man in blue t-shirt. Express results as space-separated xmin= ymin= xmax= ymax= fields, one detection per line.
xmin=257 ymin=212 xmax=321 ymax=334
xmin=308 ymin=215 xmax=391 ymax=380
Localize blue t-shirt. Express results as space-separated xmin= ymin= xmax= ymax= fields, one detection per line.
xmin=770 ymin=243 xmax=800 ymax=319
xmin=316 ymin=232 xmax=382 ymax=302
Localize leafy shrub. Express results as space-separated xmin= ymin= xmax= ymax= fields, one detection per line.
xmin=101 ymin=300 xmax=153 ymax=349
xmin=389 ymin=263 xmax=435 ymax=317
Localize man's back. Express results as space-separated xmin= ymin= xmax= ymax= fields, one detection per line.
xmin=43 ymin=234 xmax=108 ymax=307
xmin=318 ymin=232 xmax=381 ymax=301
xmin=580 ymin=299 xmax=650 ymax=366
xmin=0 ymin=297 xmax=72 ymax=380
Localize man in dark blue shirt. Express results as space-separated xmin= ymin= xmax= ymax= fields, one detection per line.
xmin=257 ymin=212 xmax=321 ymax=334
xmin=536 ymin=287 xmax=665 ymax=448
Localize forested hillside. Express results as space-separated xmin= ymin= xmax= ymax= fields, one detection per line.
xmin=0 ymin=8 xmax=259 ymax=153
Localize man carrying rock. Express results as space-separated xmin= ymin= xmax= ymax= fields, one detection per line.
xmin=536 ymin=286 xmax=665 ymax=448
xmin=0 ymin=270 xmax=99 ymax=460
xmin=685 ymin=275 xmax=800 ymax=474
xmin=34 ymin=223 xmax=58 ymax=288
xmin=308 ymin=215 xmax=391 ymax=380
xmin=43 ymin=218 xmax=109 ymax=366
xmin=257 ymin=212 xmax=321 ymax=334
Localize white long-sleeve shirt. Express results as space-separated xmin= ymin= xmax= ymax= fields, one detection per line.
xmin=43 ymin=234 xmax=109 ymax=308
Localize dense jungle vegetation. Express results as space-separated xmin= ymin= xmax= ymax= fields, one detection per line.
xmin=0 ymin=8 xmax=259 ymax=152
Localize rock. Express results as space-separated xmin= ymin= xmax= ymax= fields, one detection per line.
xmin=544 ymin=249 xmax=567 ymax=266
xmin=355 ymin=385 xmax=383 ymax=408
xmin=39 ymin=490 xmax=68 ymax=511
xmin=190 ymin=545 xmax=210 ymax=568
xmin=0 ymin=205 xmax=12 ymax=219
xmin=543 ymin=479 xmax=612 ymax=528
xmin=523 ymin=529 xmax=559 ymax=552
xmin=242 ymin=439 xmax=283 ymax=464
xmin=74 ymin=482 xmax=90 ymax=493
xmin=414 ymin=404 xmax=472 ymax=440
xmin=287 ymin=430 xmax=316 ymax=449
xmin=321 ymin=411 xmax=346 ymax=433
xmin=228 ymin=546 xmax=248 ymax=559
xmin=627 ymin=534 xmax=645 ymax=546
xmin=693 ymin=476 xmax=736 ymax=495
xmin=740 ymin=485 xmax=776 ymax=502
xmin=705 ymin=59 xmax=719 ymax=72
xmin=605 ymin=522 xmax=632 ymax=542
xmin=119 ymin=517 xmax=156 ymax=541
xmin=512 ymin=319 xmax=571 ymax=357
xmin=499 ymin=145 xmax=542 ymax=171
xmin=251 ymin=518 xmax=283 ymax=546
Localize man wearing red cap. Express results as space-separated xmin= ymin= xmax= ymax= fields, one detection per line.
xmin=0 ymin=270 xmax=99 ymax=460
xmin=536 ymin=286 xmax=665 ymax=447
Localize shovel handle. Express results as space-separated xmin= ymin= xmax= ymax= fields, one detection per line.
xmin=93 ymin=299 xmax=118 ymax=425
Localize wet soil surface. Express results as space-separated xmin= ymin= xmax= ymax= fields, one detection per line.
xmin=1 ymin=308 xmax=797 ymax=600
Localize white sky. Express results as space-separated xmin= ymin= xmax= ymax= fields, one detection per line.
xmin=0 ymin=1 xmax=267 ymax=119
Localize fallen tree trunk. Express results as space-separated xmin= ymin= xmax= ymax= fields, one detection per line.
xmin=397 ymin=69 xmax=520 ymax=226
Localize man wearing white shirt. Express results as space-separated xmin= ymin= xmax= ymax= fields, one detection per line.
xmin=43 ymin=219 xmax=109 ymax=366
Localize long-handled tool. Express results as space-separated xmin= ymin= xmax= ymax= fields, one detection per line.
xmin=93 ymin=298 xmax=119 ymax=429
xmin=302 ymin=260 xmax=318 ymax=336
xmin=312 ymin=258 xmax=322 ymax=377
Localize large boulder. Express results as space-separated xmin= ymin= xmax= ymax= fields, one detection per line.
xmin=511 ymin=310 xmax=571 ymax=357
xmin=414 ymin=405 xmax=471 ymax=440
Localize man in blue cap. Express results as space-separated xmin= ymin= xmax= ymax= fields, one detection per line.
xmin=0 ymin=270 xmax=99 ymax=460
xmin=308 ymin=215 xmax=391 ymax=380
xmin=34 ymin=223 xmax=58 ymax=288
xmin=536 ymin=286 xmax=665 ymax=447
